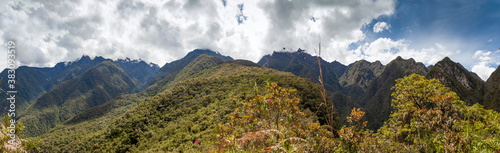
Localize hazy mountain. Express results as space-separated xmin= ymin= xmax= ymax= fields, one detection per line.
xmin=483 ymin=65 xmax=500 ymax=112
xmin=426 ymin=57 xmax=485 ymax=105
xmin=116 ymin=58 xmax=160 ymax=88
xmin=18 ymin=61 xmax=139 ymax=137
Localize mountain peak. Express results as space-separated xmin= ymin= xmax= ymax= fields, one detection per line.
xmin=442 ymin=56 xmax=452 ymax=62
xmin=186 ymin=49 xmax=232 ymax=61
xmin=426 ymin=56 xmax=485 ymax=104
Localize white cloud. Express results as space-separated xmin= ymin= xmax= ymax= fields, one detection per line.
xmin=373 ymin=21 xmax=390 ymax=33
xmin=0 ymin=0 xmax=396 ymax=69
xmin=334 ymin=38 xmax=453 ymax=66
xmin=471 ymin=50 xmax=497 ymax=81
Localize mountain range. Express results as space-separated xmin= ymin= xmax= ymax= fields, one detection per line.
xmin=0 ymin=49 xmax=498 ymax=152
xmin=257 ymin=49 xmax=498 ymax=129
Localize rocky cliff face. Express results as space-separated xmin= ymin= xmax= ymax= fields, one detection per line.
xmin=339 ymin=60 xmax=385 ymax=90
xmin=257 ymin=50 xmax=346 ymax=92
xmin=357 ymin=56 xmax=429 ymax=129
xmin=483 ymin=65 xmax=500 ymax=112
xmin=426 ymin=57 xmax=484 ymax=105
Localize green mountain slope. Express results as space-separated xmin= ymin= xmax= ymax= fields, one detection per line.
xmin=148 ymin=49 xmax=233 ymax=87
xmin=18 ymin=61 xmax=139 ymax=137
xmin=0 ymin=56 xmax=108 ymax=119
xmin=484 ymin=65 xmax=500 ymax=112
xmin=0 ymin=67 xmax=51 ymax=116
xmin=339 ymin=60 xmax=384 ymax=90
xmin=358 ymin=56 xmax=428 ymax=129
xmin=426 ymin=57 xmax=485 ymax=105
xmin=0 ymin=56 xmax=158 ymax=120
xmin=58 ymin=58 xmax=335 ymax=152
xmin=38 ymin=54 xmax=236 ymax=152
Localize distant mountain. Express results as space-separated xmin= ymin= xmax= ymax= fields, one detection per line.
xmin=339 ymin=60 xmax=384 ymax=90
xmin=426 ymin=57 xmax=485 ymax=105
xmin=357 ymin=56 xmax=428 ymax=129
xmin=148 ymin=49 xmax=233 ymax=87
xmin=0 ymin=67 xmax=51 ymax=116
xmin=0 ymin=56 xmax=159 ymax=118
xmin=0 ymin=56 xmax=108 ymax=118
xmin=116 ymin=57 xmax=160 ymax=89
xmin=484 ymin=65 xmax=500 ymax=112
xmin=257 ymin=49 xmax=346 ymax=92
xmin=18 ymin=61 xmax=139 ymax=137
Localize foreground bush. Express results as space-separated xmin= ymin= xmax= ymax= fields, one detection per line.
xmin=218 ymin=82 xmax=336 ymax=152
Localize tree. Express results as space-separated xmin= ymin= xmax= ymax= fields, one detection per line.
xmin=338 ymin=108 xmax=374 ymax=152
xmin=379 ymin=73 xmax=500 ymax=152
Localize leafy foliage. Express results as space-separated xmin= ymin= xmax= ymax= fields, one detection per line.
xmin=218 ymin=82 xmax=336 ymax=152
xmin=217 ymin=73 xmax=500 ymax=152
xmin=1 ymin=116 xmax=41 ymax=152
xmin=375 ymin=74 xmax=500 ymax=152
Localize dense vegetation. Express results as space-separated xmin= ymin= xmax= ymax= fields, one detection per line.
xmin=37 ymin=54 xmax=231 ymax=152
xmin=52 ymin=59 xmax=337 ymax=152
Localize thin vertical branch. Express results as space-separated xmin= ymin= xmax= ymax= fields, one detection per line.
xmin=315 ymin=36 xmax=335 ymax=137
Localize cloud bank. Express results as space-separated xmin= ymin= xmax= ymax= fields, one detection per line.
xmin=0 ymin=0 xmax=498 ymax=80
xmin=0 ymin=0 xmax=395 ymax=68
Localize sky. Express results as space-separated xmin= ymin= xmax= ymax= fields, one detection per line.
xmin=1 ymin=0 xmax=499 ymax=80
